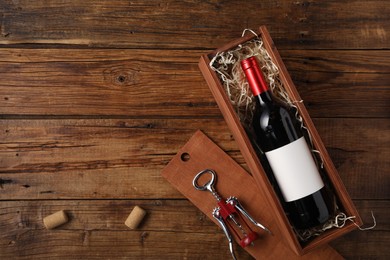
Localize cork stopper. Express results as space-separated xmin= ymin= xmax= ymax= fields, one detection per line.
xmin=125 ymin=206 xmax=147 ymax=229
xmin=43 ymin=210 xmax=69 ymax=229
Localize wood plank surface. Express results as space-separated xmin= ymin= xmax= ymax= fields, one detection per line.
xmin=0 ymin=0 xmax=389 ymax=259
xmin=0 ymin=0 xmax=388 ymax=49
xmin=0 ymin=200 xmax=387 ymax=259
xmin=0 ymin=118 xmax=388 ymax=200
xmin=0 ymin=49 xmax=389 ymax=118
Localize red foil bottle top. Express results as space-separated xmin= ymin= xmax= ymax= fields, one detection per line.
xmin=240 ymin=56 xmax=269 ymax=96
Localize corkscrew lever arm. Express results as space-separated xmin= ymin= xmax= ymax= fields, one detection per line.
xmin=213 ymin=208 xmax=237 ymax=260
xmin=227 ymin=197 xmax=272 ymax=235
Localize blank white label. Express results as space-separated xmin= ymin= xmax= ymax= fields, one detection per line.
xmin=265 ymin=137 xmax=324 ymax=202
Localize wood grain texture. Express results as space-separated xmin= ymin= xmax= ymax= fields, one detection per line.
xmin=0 ymin=0 xmax=388 ymax=49
xmin=0 ymin=0 xmax=389 ymax=258
xmin=0 ymin=199 xmax=253 ymax=259
xmin=0 ymin=200 xmax=387 ymax=259
xmin=0 ymin=118 xmax=388 ymax=200
xmin=0 ymin=49 xmax=388 ymax=118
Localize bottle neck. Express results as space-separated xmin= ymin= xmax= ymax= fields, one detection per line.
xmin=255 ymin=90 xmax=273 ymax=106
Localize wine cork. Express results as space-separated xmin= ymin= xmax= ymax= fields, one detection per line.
xmin=125 ymin=206 xmax=147 ymax=229
xmin=43 ymin=210 xmax=69 ymax=229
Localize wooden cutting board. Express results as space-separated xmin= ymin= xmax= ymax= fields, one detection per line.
xmin=161 ymin=130 xmax=343 ymax=259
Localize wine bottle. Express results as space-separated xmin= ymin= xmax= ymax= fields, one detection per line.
xmin=241 ymin=56 xmax=333 ymax=229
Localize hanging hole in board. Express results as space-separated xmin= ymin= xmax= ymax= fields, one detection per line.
xmin=180 ymin=152 xmax=190 ymax=162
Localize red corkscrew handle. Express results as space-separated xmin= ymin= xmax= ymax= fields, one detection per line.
xmin=239 ymin=231 xmax=259 ymax=248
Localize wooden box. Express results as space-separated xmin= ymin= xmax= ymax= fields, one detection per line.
xmin=198 ymin=26 xmax=362 ymax=255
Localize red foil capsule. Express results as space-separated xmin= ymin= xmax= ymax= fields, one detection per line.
xmin=240 ymin=56 xmax=269 ymax=96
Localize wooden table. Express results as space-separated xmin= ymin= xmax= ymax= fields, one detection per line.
xmin=0 ymin=1 xmax=389 ymax=259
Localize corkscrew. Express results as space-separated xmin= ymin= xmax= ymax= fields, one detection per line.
xmin=193 ymin=169 xmax=271 ymax=260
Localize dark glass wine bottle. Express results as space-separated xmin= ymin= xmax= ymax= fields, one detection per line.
xmin=241 ymin=56 xmax=333 ymax=229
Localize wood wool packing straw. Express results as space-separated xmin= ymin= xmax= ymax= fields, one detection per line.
xmin=125 ymin=206 xmax=147 ymax=229
xmin=43 ymin=210 xmax=69 ymax=229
